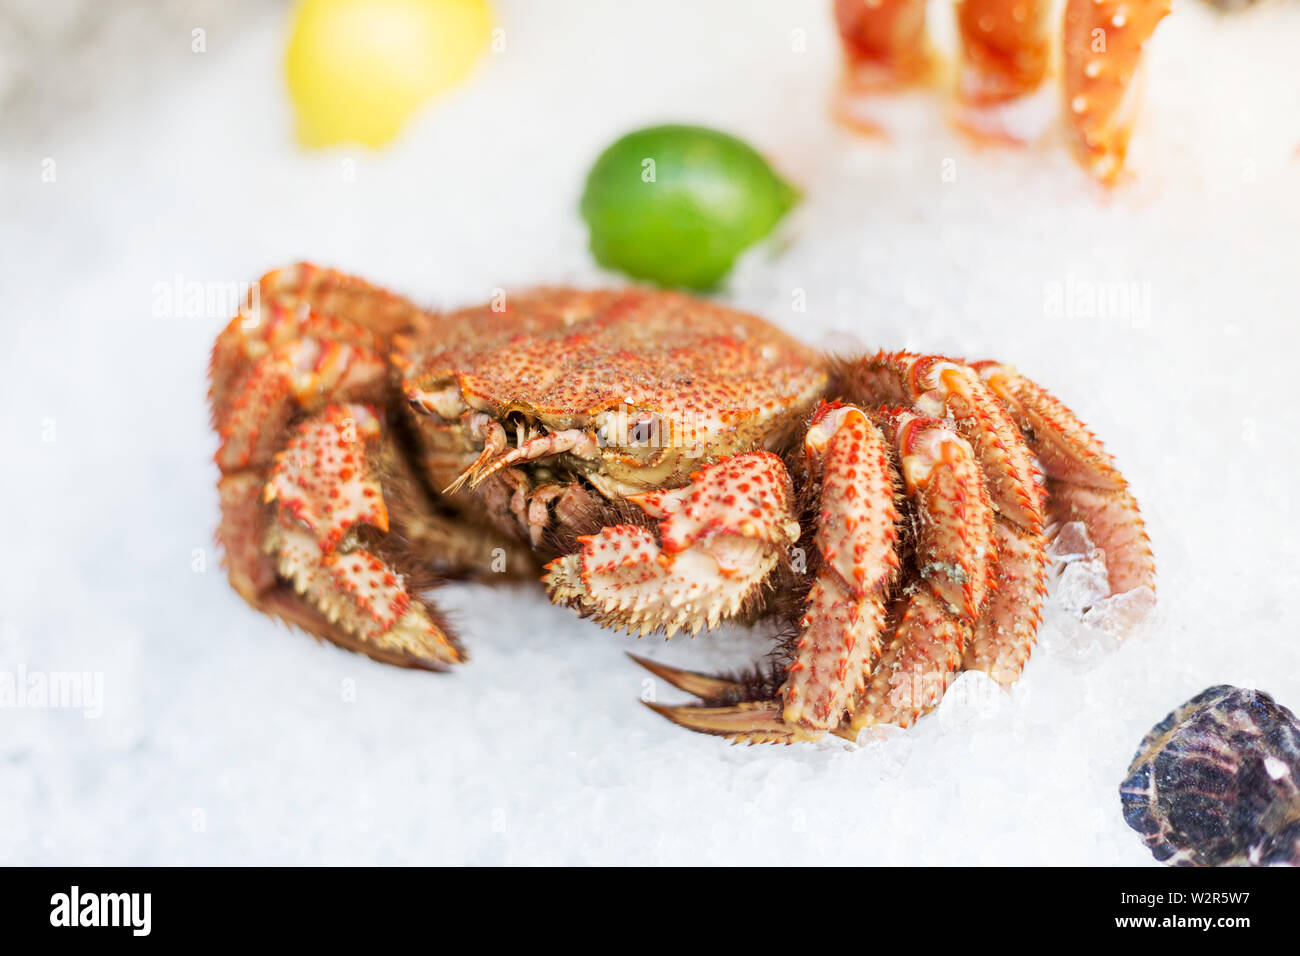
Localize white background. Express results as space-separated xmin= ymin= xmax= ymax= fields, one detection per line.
xmin=2 ymin=0 xmax=1298 ymax=864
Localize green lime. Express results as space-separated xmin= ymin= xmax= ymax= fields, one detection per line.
xmin=580 ymin=125 xmax=799 ymax=290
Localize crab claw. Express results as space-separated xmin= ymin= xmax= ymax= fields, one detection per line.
xmin=832 ymin=0 xmax=937 ymax=135
xmin=262 ymin=403 xmax=463 ymax=669
xmin=1063 ymin=0 xmax=1171 ymax=184
xmin=543 ymin=452 xmax=800 ymax=639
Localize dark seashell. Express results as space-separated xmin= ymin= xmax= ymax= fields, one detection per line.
xmin=1120 ymin=685 xmax=1300 ymax=866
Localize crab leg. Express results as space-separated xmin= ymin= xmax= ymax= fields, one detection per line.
xmin=952 ymin=0 xmax=1054 ymax=143
xmin=841 ymin=352 xmax=1050 ymax=692
xmin=845 ymin=411 xmax=995 ymax=730
xmin=543 ymin=452 xmax=801 ymax=640
xmin=209 ymin=262 xmax=422 ymax=438
xmin=963 ymin=519 xmax=1048 ymax=682
xmin=956 ymin=0 xmax=1051 ymax=106
xmin=834 ymin=0 xmax=933 ymax=88
xmin=782 ymin=403 xmax=900 ymax=732
xmin=832 ymin=0 xmax=936 ymax=135
xmin=1063 ymin=0 xmax=1171 ymax=184
xmin=975 ymin=362 xmax=1155 ymax=597
xmin=845 ymin=352 xmax=1044 ymax=531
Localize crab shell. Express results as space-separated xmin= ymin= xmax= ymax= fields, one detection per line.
xmin=396 ymin=288 xmax=828 ymax=506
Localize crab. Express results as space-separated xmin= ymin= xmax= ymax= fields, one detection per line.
xmin=832 ymin=0 xmax=1172 ymax=183
xmin=211 ymin=264 xmax=1155 ymax=743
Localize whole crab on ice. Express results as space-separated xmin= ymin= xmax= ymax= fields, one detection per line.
xmin=211 ymin=265 xmax=1155 ymax=743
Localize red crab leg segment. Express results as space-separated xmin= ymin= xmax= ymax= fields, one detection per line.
xmin=1063 ymin=0 xmax=1171 ymax=184
xmin=845 ymin=411 xmax=994 ymax=730
xmin=212 ymin=307 xmax=389 ymax=474
xmin=963 ymin=519 xmax=1047 ymax=683
xmin=542 ymin=452 xmax=801 ymax=639
xmin=857 ymin=352 xmax=1044 ymax=532
xmin=890 ymin=411 xmax=995 ymax=620
xmin=264 ymin=404 xmax=462 ymax=667
xmin=832 ymin=0 xmax=936 ymax=136
xmin=889 ymin=355 xmax=1052 ymax=687
xmin=782 ymin=403 xmax=899 ymax=731
xmin=842 ymin=352 xmax=1050 ymax=693
xmin=955 ymin=0 xmax=1051 ymax=107
xmin=975 ymin=362 xmax=1155 ymax=596
xmin=834 ymin=0 xmax=933 ymax=88
xmin=850 ymin=591 xmax=969 ymax=731
xmin=209 ymin=263 xmax=417 ymax=441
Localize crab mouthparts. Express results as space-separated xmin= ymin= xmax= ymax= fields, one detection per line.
xmin=445 ymin=424 xmax=601 ymax=494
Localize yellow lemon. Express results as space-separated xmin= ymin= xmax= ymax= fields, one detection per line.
xmin=286 ymin=0 xmax=493 ymax=148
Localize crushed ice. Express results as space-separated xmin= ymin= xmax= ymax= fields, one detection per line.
xmin=1043 ymin=521 xmax=1156 ymax=664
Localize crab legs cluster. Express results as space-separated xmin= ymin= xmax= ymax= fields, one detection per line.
xmin=564 ymin=354 xmax=1153 ymax=743
xmin=833 ymin=0 xmax=1172 ymax=183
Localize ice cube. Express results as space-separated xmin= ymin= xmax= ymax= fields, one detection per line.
xmin=1046 ymin=520 xmax=1095 ymax=566
xmin=935 ymin=671 xmax=1008 ymax=731
xmin=1054 ymin=555 xmax=1112 ymax=615
xmin=1081 ymin=585 xmax=1157 ymax=637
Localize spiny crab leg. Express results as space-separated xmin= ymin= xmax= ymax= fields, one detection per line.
xmin=844 ymin=410 xmax=995 ymax=730
xmin=975 ymin=362 xmax=1155 ymax=596
xmin=878 ymin=356 xmax=1052 ymax=691
xmin=846 ymin=353 xmax=1053 ymax=689
xmin=1063 ymin=0 xmax=1172 ymax=184
xmin=782 ymin=403 xmax=899 ymax=732
xmin=543 ymin=451 xmax=801 ymax=639
xmin=211 ymin=264 xmax=487 ymax=670
xmin=841 ymin=352 xmax=1048 ymax=695
xmin=963 ymin=519 xmax=1048 ymax=683
xmin=857 ymin=352 xmax=1044 ymax=532
xmin=887 ymin=410 xmax=995 ymax=622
